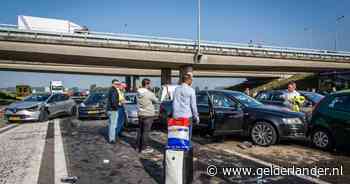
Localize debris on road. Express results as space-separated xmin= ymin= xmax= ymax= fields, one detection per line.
xmin=237 ymin=141 xmax=253 ymax=149
xmin=61 ymin=176 xmax=79 ymax=183
xmin=103 ymin=159 xmax=110 ymax=164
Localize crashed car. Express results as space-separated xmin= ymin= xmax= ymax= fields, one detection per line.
xmin=78 ymin=93 xmax=108 ymax=119
xmin=160 ymin=90 xmax=307 ymax=146
xmin=5 ymin=93 xmax=76 ymax=122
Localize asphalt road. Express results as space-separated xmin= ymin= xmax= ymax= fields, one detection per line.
xmin=0 ymin=117 xmax=348 ymax=184
xmin=60 ymin=118 xmax=318 ymax=184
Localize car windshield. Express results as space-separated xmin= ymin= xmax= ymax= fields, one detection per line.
xmin=84 ymin=93 xmax=107 ymax=104
xmin=230 ymin=92 xmax=263 ymax=107
xmin=125 ymin=94 xmax=137 ymax=104
xmin=23 ymin=94 xmax=50 ymax=102
xmin=52 ymin=86 xmax=63 ymax=91
xmin=302 ymin=92 xmax=324 ymax=103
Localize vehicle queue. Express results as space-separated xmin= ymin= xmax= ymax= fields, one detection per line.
xmin=2 ymin=80 xmax=350 ymax=152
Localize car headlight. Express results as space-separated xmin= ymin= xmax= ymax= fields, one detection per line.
xmin=26 ymin=105 xmax=40 ymax=112
xmin=80 ymin=103 xmax=86 ymax=107
xmin=282 ymin=118 xmax=303 ymax=125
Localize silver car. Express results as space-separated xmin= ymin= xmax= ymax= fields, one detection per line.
xmin=5 ymin=93 xmax=76 ymax=122
xmin=124 ymin=92 xmax=159 ymax=126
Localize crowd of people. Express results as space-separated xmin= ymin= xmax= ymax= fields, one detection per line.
xmin=106 ymin=72 xmax=199 ymax=154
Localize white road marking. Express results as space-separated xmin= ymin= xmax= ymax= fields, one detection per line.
xmin=0 ymin=123 xmax=18 ymax=134
xmin=54 ymin=119 xmax=69 ymax=184
xmin=206 ymin=145 xmax=331 ymax=184
xmin=22 ymin=122 xmax=48 ymax=184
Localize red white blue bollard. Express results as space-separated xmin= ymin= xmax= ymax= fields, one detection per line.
xmin=164 ymin=118 xmax=193 ymax=184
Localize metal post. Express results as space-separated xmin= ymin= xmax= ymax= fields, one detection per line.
xmin=197 ymin=0 xmax=201 ymax=54
xmin=335 ymin=16 xmax=345 ymax=51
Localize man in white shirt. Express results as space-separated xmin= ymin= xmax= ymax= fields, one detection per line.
xmin=172 ymin=73 xmax=199 ymax=124
xmin=283 ymin=81 xmax=300 ymax=110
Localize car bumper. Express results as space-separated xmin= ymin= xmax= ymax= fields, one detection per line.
xmin=127 ymin=116 xmax=139 ymax=125
xmin=278 ymin=122 xmax=307 ymax=139
xmin=4 ymin=110 xmax=41 ymax=122
xmin=78 ymin=107 xmax=107 ymax=118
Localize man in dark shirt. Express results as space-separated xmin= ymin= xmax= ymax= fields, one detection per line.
xmin=107 ymin=79 xmax=121 ymax=143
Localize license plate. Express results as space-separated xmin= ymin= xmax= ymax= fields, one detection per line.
xmin=9 ymin=116 xmax=21 ymax=121
xmin=88 ymin=111 xmax=98 ymax=114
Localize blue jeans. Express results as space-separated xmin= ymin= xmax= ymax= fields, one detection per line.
xmin=116 ymin=107 xmax=125 ymax=137
xmin=108 ymin=110 xmax=118 ymax=142
xmin=108 ymin=108 xmax=125 ymax=142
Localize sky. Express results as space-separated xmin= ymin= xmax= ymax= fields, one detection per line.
xmin=0 ymin=0 xmax=349 ymax=88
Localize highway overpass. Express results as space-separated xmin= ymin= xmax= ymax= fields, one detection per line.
xmin=0 ymin=25 xmax=350 ymax=73
xmin=0 ymin=60 xmax=300 ymax=78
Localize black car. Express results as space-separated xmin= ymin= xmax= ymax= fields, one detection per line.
xmin=78 ymin=93 xmax=108 ymax=119
xmin=159 ymin=90 xmax=307 ymax=146
xmin=255 ymin=90 xmax=324 ymax=116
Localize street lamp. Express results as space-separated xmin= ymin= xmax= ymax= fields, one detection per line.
xmin=197 ymin=0 xmax=201 ymax=54
xmin=335 ymin=15 xmax=345 ymax=51
xmin=195 ymin=0 xmax=204 ymax=63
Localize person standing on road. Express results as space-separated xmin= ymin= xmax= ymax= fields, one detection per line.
xmin=106 ymin=79 xmax=122 ymax=144
xmin=283 ymin=81 xmax=304 ymax=112
xmin=115 ymin=82 xmax=126 ymax=138
xmin=137 ymin=78 xmax=159 ymax=153
xmin=172 ymin=73 xmax=199 ymax=137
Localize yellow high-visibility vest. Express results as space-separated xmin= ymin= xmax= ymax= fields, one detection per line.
xmin=117 ymin=88 xmax=125 ymax=105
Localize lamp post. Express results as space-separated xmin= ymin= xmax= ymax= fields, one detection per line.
xmin=197 ymin=0 xmax=201 ymax=54
xmin=335 ymin=15 xmax=345 ymax=51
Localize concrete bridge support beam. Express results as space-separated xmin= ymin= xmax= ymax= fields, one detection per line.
xmin=125 ymin=76 xmax=132 ymax=92
xmin=161 ymin=68 xmax=172 ymax=85
xmin=179 ymin=65 xmax=193 ymax=84
xmin=132 ymin=75 xmax=140 ymax=91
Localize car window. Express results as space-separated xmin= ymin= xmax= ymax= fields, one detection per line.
xmin=212 ymin=94 xmax=236 ymax=108
xmin=125 ymin=94 xmax=137 ymax=104
xmin=197 ymin=93 xmax=209 ymax=106
xmin=271 ymin=92 xmax=285 ymax=102
xmin=48 ymin=94 xmax=58 ymax=103
xmin=256 ymin=92 xmax=271 ymax=101
xmin=328 ymin=95 xmax=350 ymax=113
xmin=56 ymin=94 xmax=67 ymax=102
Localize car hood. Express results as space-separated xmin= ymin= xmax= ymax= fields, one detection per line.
xmin=246 ymin=104 xmax=304 ymax=118
xmin=7 ymin=101 xmax=43 ymax=109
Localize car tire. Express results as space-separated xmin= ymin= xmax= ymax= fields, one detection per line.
xmin=39 ymin=110 xmax=49 ymax=122
xmin=311 ymin=128 xmax=334 ymax=150
xmin=251 ymin=121 xmax=278 ymax=146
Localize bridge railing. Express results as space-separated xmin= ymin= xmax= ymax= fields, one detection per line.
xmin=1 ymin=24 xmax=350 ymax=58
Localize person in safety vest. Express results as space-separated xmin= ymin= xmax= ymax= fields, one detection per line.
xmin=283 ymin=81 xmax=305 ymax=112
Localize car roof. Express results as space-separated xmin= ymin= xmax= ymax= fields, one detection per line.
xmin=199 ymin=90 xmax=245 ymax=95
xmin=333 ymin=89 xmax=350 ymax=95
xmin=259 ymin=90 xmax=321 ymax=95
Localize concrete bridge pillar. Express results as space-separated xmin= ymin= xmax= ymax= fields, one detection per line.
xmin=161 ymin=68 xmax=172 ymax=85
xmin=132 ymin=75 xmax=140 ymax=91
xmin=179 ymin=65 xmax=193 ymax=84
xmin=125 ymin=76 xmax=132 ymax=92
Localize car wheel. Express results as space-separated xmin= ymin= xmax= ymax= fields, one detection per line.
xmin=311 ymin=129 xmax=334 ymax=150
xmin=39 ymin=110 xmax=49 ymax=122
xmin=251 ymin=122 xmax=277 ymax=146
